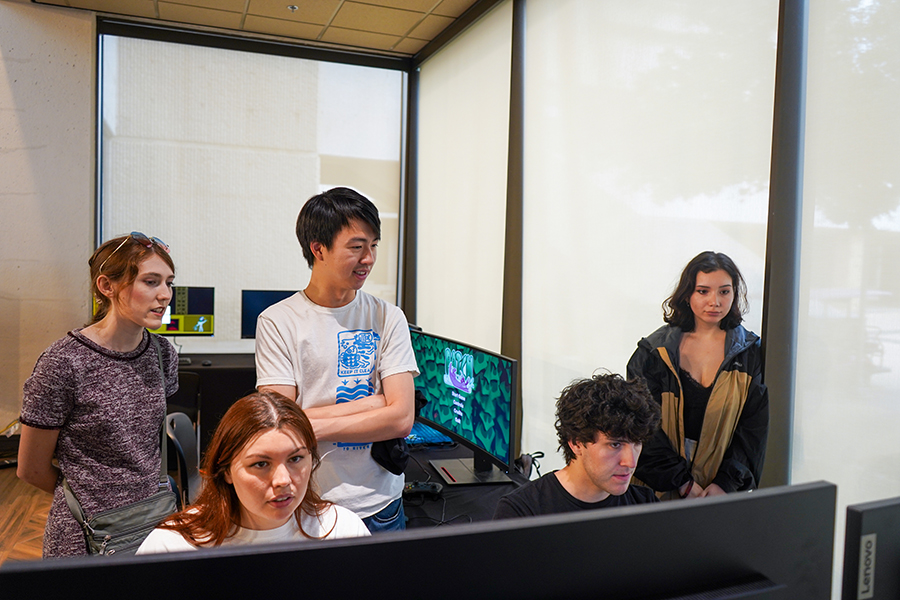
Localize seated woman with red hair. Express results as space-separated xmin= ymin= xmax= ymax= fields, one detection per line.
xmin=138 ymin=391 xmax=368 ymax=553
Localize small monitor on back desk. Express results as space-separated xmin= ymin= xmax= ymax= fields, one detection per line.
xmin=148 ymin=286 xmax=214 ymax=336
xmin=241 ymin=290 xmax=296 ymax=339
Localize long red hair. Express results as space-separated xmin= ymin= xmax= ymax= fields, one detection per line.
xmin=159 ymin=390 xmax=332 ymax=545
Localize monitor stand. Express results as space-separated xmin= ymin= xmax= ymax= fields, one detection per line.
xmin=430 ymin=458 xmax=512 ymax=485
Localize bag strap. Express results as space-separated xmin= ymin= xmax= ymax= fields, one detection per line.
xmin=150 ymin=334 xmax=169 ymax=487
xmin=62 ymin=478 xmax=88 ymax=528
xmin=63 ymin=332 xmax=172 ymax=526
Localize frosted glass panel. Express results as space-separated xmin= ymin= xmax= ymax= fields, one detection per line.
xmin=521 ymin=0 xmax=777 ymax=469
xmin=797 ymin=1 xmax=900 ymax=589
xmin=100 ymin=36 xmax=404 ymax=352
xmin=415 ymin=0 xmax=512 ymax=352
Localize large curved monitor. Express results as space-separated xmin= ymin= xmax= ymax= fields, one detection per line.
xmin=409 ymin=329 xmax=517 ymax=485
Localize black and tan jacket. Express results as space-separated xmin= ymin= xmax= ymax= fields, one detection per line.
xmin=626 ymin=324 xmax=768 ymax=497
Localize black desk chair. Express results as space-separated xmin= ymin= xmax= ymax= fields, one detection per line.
xmin=166 ymin=412 xmax=202 ymax=507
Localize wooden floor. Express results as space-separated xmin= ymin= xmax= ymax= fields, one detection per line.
xmin=0 ymin=466 xmax=51 ymax=565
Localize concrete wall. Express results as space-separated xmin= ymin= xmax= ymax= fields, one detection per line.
xmin=0 ymin=0 xmax=94 ymax=428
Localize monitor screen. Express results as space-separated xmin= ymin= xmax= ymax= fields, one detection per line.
xmin=148 ymin=286 xmax=214 ymax=336
xmin=241 ymin=290 xmax=296 ymax=339
xmin=410 ymin=329 xmax=517 ymax=485
xmin=842 ymin=495 xmax=900 ymax=600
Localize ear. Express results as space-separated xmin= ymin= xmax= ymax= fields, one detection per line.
xmin=223 ymin=467 xmax=233 ymax=485
xmin=568 ymin=439 xmax=585 ymax=459
xmin=95 ymin=274 xmax=117 ymax=299
xmin=310 ymin=241 xmax=326 ymax=262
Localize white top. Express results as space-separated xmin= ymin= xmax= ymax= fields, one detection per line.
xmin=255 ymin=290 xmax=418 ymax=518
xmin=136 ymin=504 xmax=369 ymax=554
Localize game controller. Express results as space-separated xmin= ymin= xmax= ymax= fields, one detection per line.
xmin=403 ymin=480 xmax=443 ymax=499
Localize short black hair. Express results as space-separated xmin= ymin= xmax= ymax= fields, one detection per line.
xmin=295 ymin=187 xmax=381 ymax=268
xmin=555 ymin=373 xmax=661 ymax=464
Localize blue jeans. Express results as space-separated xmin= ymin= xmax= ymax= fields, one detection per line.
xmin=362 ymin=497 xmax=406 ymax=533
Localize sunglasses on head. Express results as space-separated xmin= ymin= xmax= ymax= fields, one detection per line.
xmin=98 ymin=231 xmax=169 ymax=274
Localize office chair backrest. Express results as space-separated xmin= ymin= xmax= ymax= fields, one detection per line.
xmin=166 ymin=412 xmax=202 ymax=506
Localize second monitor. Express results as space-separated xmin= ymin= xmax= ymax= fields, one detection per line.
xmin=410 ymin=328 xmax=517 ymax=485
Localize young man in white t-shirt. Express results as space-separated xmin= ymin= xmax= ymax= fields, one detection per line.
xmin=256 ymin=187 xmax=419 ymax=532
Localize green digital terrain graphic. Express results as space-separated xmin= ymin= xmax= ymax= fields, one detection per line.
xmin=411 ymin=331 xmax=513 ymax=463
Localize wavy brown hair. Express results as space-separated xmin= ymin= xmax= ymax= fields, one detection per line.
xmin=87 ymin=234 xmax=175 ymax=325
xmin=158 ymin=391 xmax=333 ymax=546
xmin=662 ymin=251 xmax=748 ymax=331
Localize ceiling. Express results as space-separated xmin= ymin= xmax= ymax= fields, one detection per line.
xmin=33 ymin=0 xmax=485 ymax=57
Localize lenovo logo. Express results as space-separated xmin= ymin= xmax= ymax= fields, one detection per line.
xmin=857 ymin=533 xmax=876 ymax=599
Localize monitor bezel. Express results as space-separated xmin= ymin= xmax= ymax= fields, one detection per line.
xmin=409 ymin=328 xmax=518 ymax=477
xmin=842 ymin=494 xmax=900 ymax=600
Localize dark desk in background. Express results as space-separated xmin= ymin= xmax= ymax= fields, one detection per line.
xmin=403 ymin=444 xmax=528 ymax=527
xmin=178 ymin=354 xmax=256 ymax=449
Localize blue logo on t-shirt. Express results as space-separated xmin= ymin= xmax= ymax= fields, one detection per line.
xmin=333 ymin=330 xmax=380 ymax=451
xmin=337 ymin=329 xmax=380 ymax=378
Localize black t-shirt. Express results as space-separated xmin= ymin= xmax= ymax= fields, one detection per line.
xmin=493 ymin=471 xmax=658 ymax=520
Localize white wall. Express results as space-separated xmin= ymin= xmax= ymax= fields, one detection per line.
xmin=0 ymin=1 xmax=94 ymax=428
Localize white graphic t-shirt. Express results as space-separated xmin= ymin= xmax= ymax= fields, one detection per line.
xmin=255 ymin=290 xmax=418 ymax=518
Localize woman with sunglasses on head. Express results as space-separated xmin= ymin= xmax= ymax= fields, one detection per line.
xmin=17 ymin=232 xmax=179 ymax=558
xmin=626 ymin=251 xmax=768 ymax=500
xmin=137 ymin=391 xmax=369 ymax=553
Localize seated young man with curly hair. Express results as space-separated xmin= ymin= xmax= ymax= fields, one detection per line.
xmin=494 ymin=373 xmax=661 ymax=519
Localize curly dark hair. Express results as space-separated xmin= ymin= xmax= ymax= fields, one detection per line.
xmin=295 ymin=187 xmax=381 ymax=269
xmin=663 ymin=251 xmax=748 ymax=331
xmin=555 ymin=373 xmax=661 ymax=464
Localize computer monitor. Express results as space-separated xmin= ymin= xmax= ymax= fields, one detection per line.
xmin=240 ymin=290 xmax=296 ymax=339
xmin=148 ymin=286 xmax=214 ymax=336
xmin=842 ymin=494 xmax=900 ymax=600
xmin=0 ymin=481 xmax=836 ymax=599
xmin=409 ymin=329 xmax=517 ymax=485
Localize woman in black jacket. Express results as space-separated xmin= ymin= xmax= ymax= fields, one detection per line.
xmin=627 ymin=251 xmax=768 ymax=500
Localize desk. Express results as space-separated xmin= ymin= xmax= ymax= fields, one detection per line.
xmin=403 ymin=444 xmax=528 ymax=527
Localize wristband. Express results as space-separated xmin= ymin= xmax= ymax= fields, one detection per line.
xmin=679 ymin=480 xmax=694 ymax=499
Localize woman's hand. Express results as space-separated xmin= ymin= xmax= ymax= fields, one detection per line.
xmin=700 ymin=483 xmax=727 ymax=497
xmin=680 ymin=479 xmax=704 ymax=499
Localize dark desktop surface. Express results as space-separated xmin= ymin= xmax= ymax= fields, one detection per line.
xmin=404 ymin=444 xmax=528 ymax=526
